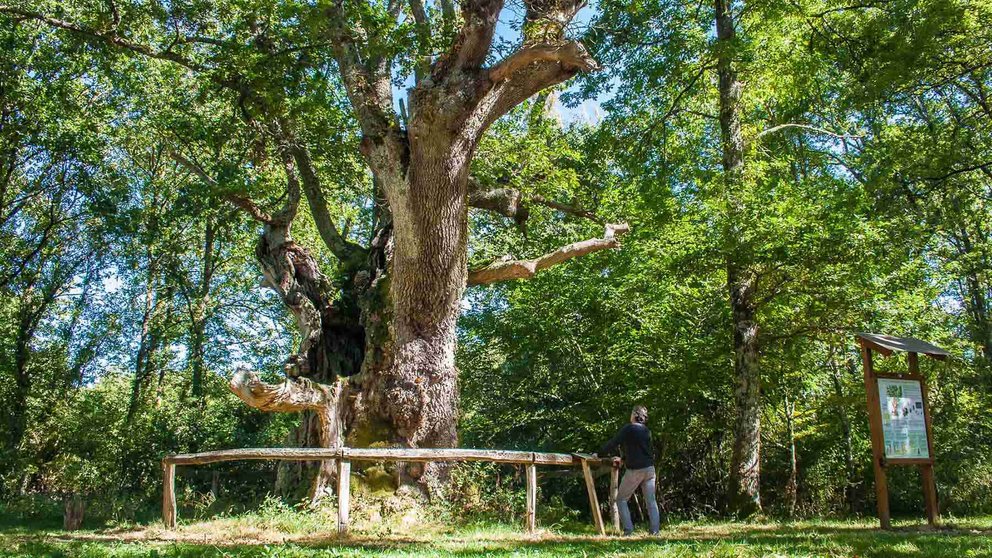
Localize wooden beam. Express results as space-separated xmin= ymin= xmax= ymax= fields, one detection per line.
xmin=337 ymin=459 xmax=351 ymax=535
xmin=581 ymin=459 xmax=605 ymax=535
xmin=609 ymin=464 xmax=621 ymax=533
xmin=862 ymin=345 xmax=891 ymax=529
xmin=164 ymin=447 xmax=606 ymax=467
xmin=162 ymin=461 xmax=177 ymax=529
xmin=525 ymin=464 xmax=537 ymax=533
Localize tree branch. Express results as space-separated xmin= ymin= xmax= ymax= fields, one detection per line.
xmin=322 ymin=2 xmax=396 ymax=141
xmin=459 ymin=0 xmax=599 ymax=140
xmin=169 ymin=150 xmax=279 ymax=225
xmin=467 ymin=223 xmax=629 ymax=286
xmin=229 ymin=370 xmax=332 ymax=413
xmin=408 ymin=0 xmax=431 ymax=80
xmin=467 ymin=177 xmax=604 ymax=225
xmin=273 ymin=150 xmax=302 ymax=226
xmin=489 ymin=41 xmax=598 ymax=83
xmin=751 ymin=123 xmax=863 ymax=143
xmin=432 ymin=0 xmax=504 ymax=78
xmin=281 ymin=134 xmax=367 ymax=264
xmin=0 ymin=6 xmax=213 ymax=75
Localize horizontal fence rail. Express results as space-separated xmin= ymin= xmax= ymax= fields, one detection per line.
xmin=162 ymin=447 xmax=618 ymax=535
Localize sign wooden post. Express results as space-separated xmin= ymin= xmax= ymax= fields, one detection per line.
xmin=910 ymin=353 xmax=940 ymax=526
xmin=861 ymin=343 xmax=892 ymax=529
xmin=857 ymin=333 xmax=947 ymax=530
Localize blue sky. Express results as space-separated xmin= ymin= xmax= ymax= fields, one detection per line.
xmin=391 ymin=0 xmax=607 ymax=125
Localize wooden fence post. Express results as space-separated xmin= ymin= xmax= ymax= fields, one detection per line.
xmin=162 ymin=461 xmax=177 ymax=529
xmin=337 ymin=459 xmax=351 ymax=535
xmin=609 ymin=464 xmax=621 ymax=533
xmin=525 ymin=464 xmax=537 ymax=533
xmin=581 ymin=459 xmax=605 ymax=536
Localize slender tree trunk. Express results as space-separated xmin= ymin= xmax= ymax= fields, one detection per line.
xmin=189 ymin=216 xmax=215 ymax=400
xmin=955 ymin=227 xmax=992 ymax=363
xmin=715 ymin=0 xmax=762 ymax=516
xmin=7 ymin=294 xmax=35 ymax=457
xmin=127 ymin=252 xmax=158 ymax=421
xmin=830 ymin=355 xmax=858 ymax=512
xmin=783 ymin=395 xmax=797 ymax=518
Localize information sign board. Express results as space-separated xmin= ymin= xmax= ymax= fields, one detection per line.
xmin=877 ymin=378 xmax=930 ymax=459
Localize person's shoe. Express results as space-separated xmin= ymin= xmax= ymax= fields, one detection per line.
xmin=622 ymin=530 xmax=634 ymax=537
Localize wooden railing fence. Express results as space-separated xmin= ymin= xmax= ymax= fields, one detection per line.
xmin=162 ymin=447 xmax=620 ymax=535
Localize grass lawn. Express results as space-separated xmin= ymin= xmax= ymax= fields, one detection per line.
xmin=2 ymin=514 xmax=992 ymax=557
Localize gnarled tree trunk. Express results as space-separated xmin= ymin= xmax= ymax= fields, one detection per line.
xmin=6 ymin=0 xmax=623 ymax=498
xmin=171 ymin=0 xmax=616 ymax=499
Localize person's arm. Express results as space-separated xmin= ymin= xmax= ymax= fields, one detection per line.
xmin=598 ymin=425 xmax=628 ymax=456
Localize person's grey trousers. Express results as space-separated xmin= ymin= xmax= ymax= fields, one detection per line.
xmin=615 ymin=466 xmax=660 ymax=535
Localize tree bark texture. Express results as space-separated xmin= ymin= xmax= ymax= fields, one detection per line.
xmin=715 ymin=0 xmax=762 ymax=516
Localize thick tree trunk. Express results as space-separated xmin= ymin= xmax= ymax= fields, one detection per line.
xmin=349 ymin=125 xmax=468 ymax=490
xmin=715 ymin=0 xmax=762 ymax=517
xmin=251 ymin=222 xmax=365 ymax=501
xmin=726 ymin=267 xmax=762 ymax=516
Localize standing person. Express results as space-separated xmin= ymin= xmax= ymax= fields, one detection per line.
xmin=597 ymin=405 xmax=660 ymax=535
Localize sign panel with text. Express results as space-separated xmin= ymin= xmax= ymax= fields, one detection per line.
xmin=877 ymin=378 xmax=930 ymax=460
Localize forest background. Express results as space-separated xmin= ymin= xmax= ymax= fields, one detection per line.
xmin=1 ymin=0 xmax=991 ymax=527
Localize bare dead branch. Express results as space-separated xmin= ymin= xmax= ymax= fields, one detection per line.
xmin=751 ymin=123 xmax=863 ymax=143
xmin=229 ymin=370 xmax=332 ymax=413
xmin=489 ymin=41 xmax=599 ymax=83
xmin=467 ymin=223 xmax=629 ymax=286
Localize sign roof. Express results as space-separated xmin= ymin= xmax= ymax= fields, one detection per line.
xmin=856 ymin=332 xmax=950 ymax=359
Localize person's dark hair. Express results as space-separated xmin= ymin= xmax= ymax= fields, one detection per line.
xmin=631 ymin=405 xmax=648 ymax=424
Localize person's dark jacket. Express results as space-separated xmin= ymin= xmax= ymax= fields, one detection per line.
xmin=599 ymin=422 xmax=654 ymax=470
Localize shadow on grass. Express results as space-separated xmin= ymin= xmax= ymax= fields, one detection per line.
xmin=2 ymin=523 xmax=992 ymax=557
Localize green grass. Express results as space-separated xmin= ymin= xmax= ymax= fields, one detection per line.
xmin=2 ymin=511 xmax=992 ymax=557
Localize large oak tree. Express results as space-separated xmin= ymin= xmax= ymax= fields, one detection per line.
xmin=1 ymin=0 xmax=627 ymax=496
